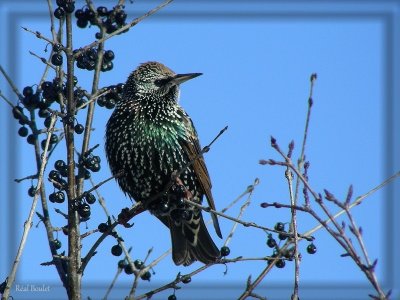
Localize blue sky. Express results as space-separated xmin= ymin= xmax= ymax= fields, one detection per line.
xmin=0 ymin=1 xmax=397 ymax=299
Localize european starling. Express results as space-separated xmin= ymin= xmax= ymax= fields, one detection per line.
xmin=105 ymin=61 xmax=222 ymax=266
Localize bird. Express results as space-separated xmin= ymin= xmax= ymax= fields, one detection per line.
xmin=105 ymin=61 xmax=222 ymax=266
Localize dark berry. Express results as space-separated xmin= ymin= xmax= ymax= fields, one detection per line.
xmin=53 ymin=43 xmax=62 ymax=53
xmin=49 ymin=192 xmax=57 ymax=203
xmin=84 ymin=8 xmax=95 ymax=21
xmin=86 ymin=60 xmax=95 ymax=71
xmin=50 ymin=133 xmax=58 ymax=144
xmin=12 ymin=106 xmax=24 ymax=120
xmin=124 ymin=263 xmax=134 ymax=275
xmin=56 ymin=0 xmax=66 ymax=7
xmin=41 ymin=81 xmax=53 ymax=92
xmin=78 ymin=203 xmax=91 ymax=219
xmin=74 ymin=124 xmax=84 ymax=134
xmin=105 ymin=98 xmax=116 ymax=109
xmin=54 ymin=191 xmax=65 ymax=203
xmin=44 ymin=116 xmax=52 ymax=128
xmin=75 ymin=8 xmax=85 ymax=19
xmin=62 ymin=226 xmax=68 ymax=235
xmin=134 ymin=259 xmax=144 ymax=269
xmin=38 ymin=108 xmax=50 ymax=118
xmin=111 ymin=244 xmax=123 ymax=256
xmin=98 ymin=222 xmax=108 ymax=233
xmin=59 ymin=166 xmax=68 ymax=177
xmin=104 ymin=50 xmax=115 ymax=61
xmin=97 ymin=6 xmax=108 ymax=16
xmin=278 ymin=232 xmax=288 ymax=241
xmin=307 ymin=243 xmax=317 ymax=254
xmin=54 ymin=7 xmax=65 ymax=19
xmin=168 ymin=295 xmax=177 ymax=300
xmin=18 ymin=126 xmax=29 ymax=137
xmin=27 ymin=134 xmax=36 ymax=145
xmin=276 ymin=259 xmax=286 ymax=268
xmin=220 ymin=246 xmax=230 ymax=257
xmin=115 ymin=11 xmax=127 ymax=25
xmin=118 ymin=259 xmax=127 ymax=269
xmin=0 ymin=281 xmax=5 ymax=294
xmin=64 ymin=2 xmax=75 ymax=13
xmin=116 ymin=83 xmax=125 ymax=93
xmin=52 ymin=54 xmax=63 ymax=66
xmin=181 ymin=275 xmax=191 ymax=284
xmin=49 ymin=170 xmax=62 ymax=181
xmin=274 ymin=222 xmax=285 ymax=232
xmin=84 ymin=192 xmax=96 ymax=204
xmin=95 ymin=32 xmax=102 ymax=39
xmin=28 ymin=186 xmax=36 ymax=197
xmin=90 ymin=162 xmax=101 ymax=172
xmin=97 ymin=96 xmax=106 ymax=107
xmin=53 ymin=239 xmax=62 ymax=250
xmin=84 ymin=169 xmax=91 ymax=180
xmin=266 ymin=237 xmax=277 ymax=248
xmin=54 ymin=160 xmax=66 ymax=171
xmin=23 ymin=86 xmax=34 ymax=97
xmin=41 ymin=140 xmax=49 ymax=151
xmin=140 ymin=271 xmax=151 ymax=281
xmin=77 ymin=18 xmax=88 ymax=28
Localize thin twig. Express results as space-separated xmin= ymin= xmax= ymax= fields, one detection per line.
xmin=0 ymin=65 xmax=23 ymax=100
xmin=1 ymin=114 xmax=56 ymax=299
xmin=224 ymin=178 xmax=258 ymax=247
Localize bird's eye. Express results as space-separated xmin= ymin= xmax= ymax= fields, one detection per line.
xmin=154 ymin=78 xmax=169 ymax=87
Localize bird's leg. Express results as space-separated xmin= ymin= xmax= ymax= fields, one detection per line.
xmin=117 ymin=203 xmax=145 ymax=228
xmin=173 ymin=177 xmax=193 ymax=200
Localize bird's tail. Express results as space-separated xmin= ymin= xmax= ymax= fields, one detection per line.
xmin=169 ymin=211 xmax=220 ymax=266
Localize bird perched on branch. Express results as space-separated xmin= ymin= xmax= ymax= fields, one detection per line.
xmin=105 ymin=61 xmax=222 ymax=266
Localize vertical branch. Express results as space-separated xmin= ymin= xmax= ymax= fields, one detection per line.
xmin=285 ymin=169 xmax=300 ymax=300
xmin=64 ymin=12 xmax=81 ymax=300
xmin=77 ymin=25 xmax=105 ymax=195
xmin=294 ymin=74 xmax=316 ymax=202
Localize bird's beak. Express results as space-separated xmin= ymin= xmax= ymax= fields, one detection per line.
xmin=169 ymin=73 xmax=202 ymax=86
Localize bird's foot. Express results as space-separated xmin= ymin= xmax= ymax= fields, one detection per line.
xmin=117 ymin=203 xmax=145 ymax=228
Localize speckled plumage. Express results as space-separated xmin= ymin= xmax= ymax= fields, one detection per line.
xmin=105 ymin=62 xmax=221 ymax=266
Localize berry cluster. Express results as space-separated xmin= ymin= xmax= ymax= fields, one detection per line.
xmin=264 ymin=221 xmax=318 ymax=269
xmin=149 ymin=184 xmax=195 ymax=224
xmin=51 ymin=43 xmax=64 ymax=66
xmin=97 ymin=83 xmax=124 ymax=109
xmin=74 ymin=5 xmax=128 ymax=36
xmin=72 ymin=191 xmax=97 ymax=220
xmin=54 ymin=0 xmax=76 ymax=19
xmin=113 ymin=246 xmax=152 ymax=280
xmin=21 ymin=86 xmax=40 ymax=111
xmin=75 ymin=48 xmax=115 ymax=72
xmin=79 ymin=151 xmax=101 ymax=173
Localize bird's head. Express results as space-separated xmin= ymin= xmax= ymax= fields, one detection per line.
xmin=124 ymin=61 xmax=202 ymax=102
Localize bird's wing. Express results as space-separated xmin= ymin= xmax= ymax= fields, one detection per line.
xmin=178 ymin=108 xmax=222 ymax=238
